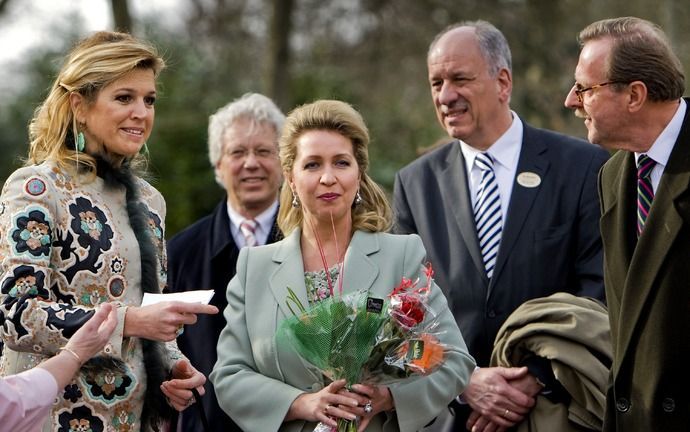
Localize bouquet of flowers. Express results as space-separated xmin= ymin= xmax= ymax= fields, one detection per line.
xmin=277 ymin=263 xmax=447 ymax=432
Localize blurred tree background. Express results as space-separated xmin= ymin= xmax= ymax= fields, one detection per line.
xmin=0 ymin=0 xmax=688 ymax=237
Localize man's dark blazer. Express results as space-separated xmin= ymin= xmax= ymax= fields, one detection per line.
xmin=167 ymin=199 xmax=281 ymax=432
xmin=599 ymin=100 xmax=690 ymax=431
xmin=393 ymin=121 xmax=608 ymax=368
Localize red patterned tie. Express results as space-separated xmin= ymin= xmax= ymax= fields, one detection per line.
xmin=239 ymin=219 xmax=257 ymax=247
xmin=637 ymin=154 xmax=656 ymax=237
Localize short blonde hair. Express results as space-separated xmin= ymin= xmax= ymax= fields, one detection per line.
xmin=27 ymin=31 xmax=165 ymax=174
xmin=277 ymin=100 xmax=392 ymax=235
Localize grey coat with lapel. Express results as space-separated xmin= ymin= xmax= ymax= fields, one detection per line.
xmin=211 ymin=229 xmax=476 ymax=432
xmin=394 ymin=121 xmax=608 ymax=367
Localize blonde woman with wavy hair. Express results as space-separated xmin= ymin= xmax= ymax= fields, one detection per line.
xmin=212 ymin=99 xmax=474 ymax=432
xmin=277 ymin=99 xmax=392 ymax=235
xmin=0 ymin=31 xmax=218 ymax=431
xmin=28 ymin=31 xmax=164 ymax=175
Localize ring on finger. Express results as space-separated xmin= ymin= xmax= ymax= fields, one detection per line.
xmin=324 ymin=404 xmax=330 ymax=414
xmin=504 ymin=408 xmax=511 ymax=417
xmin=363 ymin=402 xmax=373 ymax=414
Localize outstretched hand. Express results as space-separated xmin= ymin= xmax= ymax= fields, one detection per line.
xmin=65 ymin=302 xmax=118 ymax=361
xmin=124 ymin=301 xmax=219 ymax=341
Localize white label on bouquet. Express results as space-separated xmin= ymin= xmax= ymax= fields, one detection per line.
xmin=407 ymin=339 xmax=425 ymax=361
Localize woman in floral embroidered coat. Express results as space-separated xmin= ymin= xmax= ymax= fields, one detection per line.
xmin=0 ymin=31 xmax=218 ymax=432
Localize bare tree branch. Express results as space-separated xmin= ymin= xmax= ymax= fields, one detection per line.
xmin=110 ymin=0 xmax=132 ymax=33
xmin=0 ymin=0 xmax=11 ymax=15
xmin=264 ymin=0 xmax=294 ymax=110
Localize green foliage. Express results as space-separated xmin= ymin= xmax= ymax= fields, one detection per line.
xmin=0 ymin=38 xmax=72 ymax=183
xmin=0 ymin=11 xmax=88 ymax=180
xmin=2 ymin=0 xmax=690 ymax=237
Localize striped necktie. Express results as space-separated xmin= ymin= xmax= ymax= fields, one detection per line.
xmin=239 ymin=219 xmax=258 ymax=247
xmin=474 ymin=153 xmax=502 ymax=278
xmin=637 ymin=154 xmax=656 ymax=237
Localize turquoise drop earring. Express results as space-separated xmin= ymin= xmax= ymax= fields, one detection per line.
xmin=76 ymin=132 xmax=85 ymax=152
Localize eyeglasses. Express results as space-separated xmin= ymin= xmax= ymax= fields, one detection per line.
xmin=223 ymin=147 xmax=277 ymax=161
xmin=573 ymin=81 xmax=626 ymax=103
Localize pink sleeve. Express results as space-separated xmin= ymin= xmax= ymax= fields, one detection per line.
xmin=0 ymin=368 xmax=58 ymax=431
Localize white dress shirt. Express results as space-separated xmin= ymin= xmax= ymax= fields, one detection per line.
xmin=635 ymin=98 xmax=686 ymax=193
xmin=459 ymin=111 xmax=523 ymax=227
xmin=227 ymin=200 xmax=279 ymax=247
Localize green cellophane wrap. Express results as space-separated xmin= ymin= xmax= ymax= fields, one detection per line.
xmin=277 ymin=289 xmax=389 ymax=386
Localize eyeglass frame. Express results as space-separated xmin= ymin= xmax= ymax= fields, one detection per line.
xmin=573 ymin=81 xmax=628 ymax=103
xmin=222 ymin=146 xmax=278 ymax=162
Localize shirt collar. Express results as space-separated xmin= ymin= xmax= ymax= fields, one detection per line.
xmin=459 ymin=111 xmax=523 ymax=172
xmin=635 ymin=98 xmax=686 ymax=167
xmin=227 ymin=200 xmax=279 ymax=234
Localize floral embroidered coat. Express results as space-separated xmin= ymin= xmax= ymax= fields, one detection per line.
xmin=0 ymin=161 xmax=179 ymax=432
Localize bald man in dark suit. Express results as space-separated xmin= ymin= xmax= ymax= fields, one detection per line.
xmin=395 ymin=21 xmax=607 ymax=431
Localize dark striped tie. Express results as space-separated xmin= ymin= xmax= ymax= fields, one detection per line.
xmin=637 ymin=154 xmax=656 ymax=237
xmin=240 ymin=219 xmax=258 ymax=247
xmin=474 ymin=153 xmax=502 ymax=278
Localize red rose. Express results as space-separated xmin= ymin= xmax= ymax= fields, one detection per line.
xmin=393 ymin=294 xmax=425 ymax=328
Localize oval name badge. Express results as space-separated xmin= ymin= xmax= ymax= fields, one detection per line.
xmin=517 ymin=171 xmax=541 ymax=188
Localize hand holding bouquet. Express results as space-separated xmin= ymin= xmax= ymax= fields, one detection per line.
xmin=277 ymin=264 xmax=447 ymax=432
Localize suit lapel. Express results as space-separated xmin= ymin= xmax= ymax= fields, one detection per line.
xmin=269 ymin=229 xmax=310 ymax=318
xmin=267 ymin=207 xmax=283 ymax=244
xmin=340 ymin=231 xmax=379 ymax=296
xmin=269 ymin=229 xmax=381 ymax=317
xmin=209 ymin=199 xmax=238 ymax=259
xmin=600 ymin=152 xmax=637 ymax=310
xmin=438 ymin=142 xmax=487 ymax=282
xmin=491 ymin=125 xmax=549 ymax=285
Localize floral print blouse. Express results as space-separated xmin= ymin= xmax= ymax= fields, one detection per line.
xmin=0 ymin=162 xmax=180 ymax=432
xmin=304 ymin=265 xmax=340 ymax=305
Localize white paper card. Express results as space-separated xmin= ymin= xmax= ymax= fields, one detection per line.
xmin=141 ymin=290 xmax=215 ymax=307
